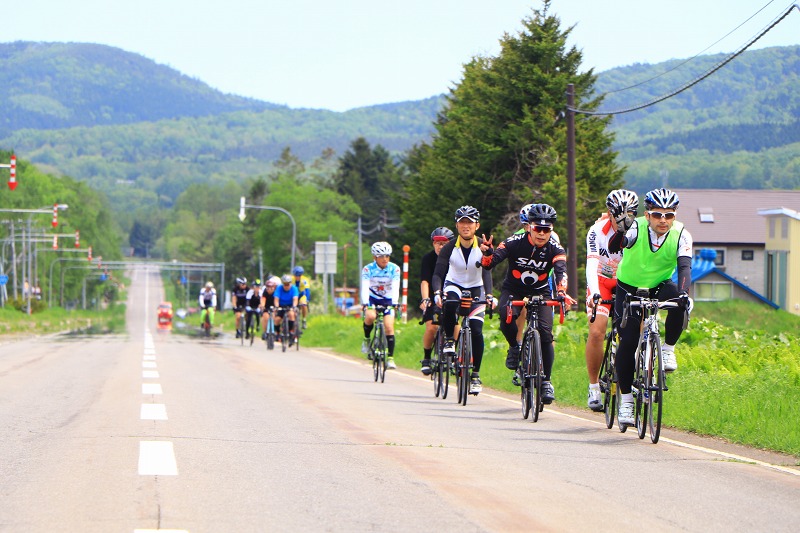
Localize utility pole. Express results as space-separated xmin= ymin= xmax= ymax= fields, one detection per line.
xmin=566 ymin=83 xmax=578 ymax=302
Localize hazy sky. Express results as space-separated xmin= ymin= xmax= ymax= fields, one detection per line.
xmin=4 ymin=0 xmax=799 ymax=111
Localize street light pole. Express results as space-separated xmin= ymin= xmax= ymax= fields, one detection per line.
xmin=238 ymin=197 xmax=296 ymax=271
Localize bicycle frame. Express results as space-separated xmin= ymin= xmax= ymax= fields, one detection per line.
xmin=621 ymin=290 xmax=681 ymax=443
xmin=368 ymin=305 xmax=392 ymax=383
xmin=454 ymin=290 xmax=490 ymax=406
xmin=591 ymin=296 xmax=618 ymax=430
xmin=511 ymin=296 xmax=565 ymax=422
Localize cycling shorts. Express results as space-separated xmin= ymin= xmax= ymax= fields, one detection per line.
xmin=586 ymin=276 xmax=617 ymax=318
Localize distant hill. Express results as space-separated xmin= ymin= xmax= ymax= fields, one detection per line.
xmin=1 ymin=41 xmax=799 ymax=212
xmin=0 ymin=41 xmax=277 ymax=136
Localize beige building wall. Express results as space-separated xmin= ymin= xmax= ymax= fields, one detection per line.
xmin=762 ymin=212 xmax=800 ymax=316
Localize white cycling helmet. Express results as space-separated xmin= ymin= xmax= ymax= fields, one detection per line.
xmin=371 ymin=242 xmax=392 ymax=256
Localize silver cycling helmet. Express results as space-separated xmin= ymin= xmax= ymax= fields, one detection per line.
xmin=606 ymin=189 xmax=639 ymax=217
xmin=519 ymin=203 xmax=534 ymax=224
xmin=644 ymin=188 xmax=679 ymax=210
xmin=371 ymin=241 xmax=393 ymax=256
xmin=454 ymin=205 xmax=480 ymax=222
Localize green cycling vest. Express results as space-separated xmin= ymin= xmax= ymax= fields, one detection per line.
xmin=616 ymin=217 xmax=684 ymax=288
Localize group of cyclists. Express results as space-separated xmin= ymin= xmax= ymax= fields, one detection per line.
xmin=197 ymin=266 xmax=312 ymax=346
xmin=360 ymin=187 xmax=693 ymax=425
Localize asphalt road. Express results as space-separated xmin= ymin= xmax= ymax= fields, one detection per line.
xmin=1 ymin=267 xmax=798 ymax=532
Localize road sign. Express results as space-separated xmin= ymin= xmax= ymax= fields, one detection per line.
xmin=0 ymin=274 xmax=8 ymax=285
xmin=314 ymin=241 xmax=337 ymax=274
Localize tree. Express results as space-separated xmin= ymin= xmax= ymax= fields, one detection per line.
xmin=333 ymin=137 xmax=402 ymax=227
xmin=400 ymin=1 xmax=624 ymax=258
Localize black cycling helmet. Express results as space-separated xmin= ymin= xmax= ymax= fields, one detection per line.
xmin=606 ymin=189 xmax=639 ymax=218
xmin=454 ymin=205 xmax=480 ymax=222
xmin=644 ymin=188 xmax=679 ymax=210
xmin=526 ymin=203 xmax=557 ymax=225
xmin=430 ymin=226 xmax=455 ymax=242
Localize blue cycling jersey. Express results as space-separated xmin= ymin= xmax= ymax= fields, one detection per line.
xmin=274 ymin=284 xmax=299 ymax=307
xmin=360 ymin=261 xmax=401 ymax=306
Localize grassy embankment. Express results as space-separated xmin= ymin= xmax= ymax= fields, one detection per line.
xmin=0 ymin=301 xmax=127 ymax=335
xmin=297 ymin=300 xmax=800 ymax=459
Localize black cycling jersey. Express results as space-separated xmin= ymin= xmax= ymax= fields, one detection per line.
xmin=245 ymin=288 xmax=261 ymax=308
xmin=231 ymin=285 xmax=248 ymax=309
xmin=260 ymin=287 xmax=276 ymax=310
xmin=420 ymin=250 xmax=437 ymax=286
xmin=481 ymin=232 xmax=567 ymax=296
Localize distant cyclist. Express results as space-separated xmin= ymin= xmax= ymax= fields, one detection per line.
xmin=244 ymin=278 xmax=262 ymax=339
xmin=293 ymin=266 xmax=311 ymax=329
xmin=260 ymin=277 xmax=278 ymax=338
xmin=198 ymin=281 xmax=217 ymax=327
xmin=231 ymin=277 xmax=249 ymax=338
xmin=274 ymin=274 xmax=299 ymax=346
xmin=360 ymin=242 xmax=401 ymax=369
xmin=419 ymin=226 xmax=454 ymax=375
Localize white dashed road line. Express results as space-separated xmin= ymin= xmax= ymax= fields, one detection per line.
xmin=137 ymin=441 xmax=178 ymax=475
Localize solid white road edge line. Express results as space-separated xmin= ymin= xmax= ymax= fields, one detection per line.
xmin=307 ymin=348 xmax=800 ymax=477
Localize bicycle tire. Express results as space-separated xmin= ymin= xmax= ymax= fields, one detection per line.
xmin=267 ymin=332 xmax=275 ymax=350
xmin=600 ymin=330 xmax=617 ymax=429
xmin=647 ymin=334 xmax=664 ymax=443
xmin=461 ymin=334 xmax=472 ymax=406
xmin=433 ymin=330 xmax=443 ymax=397
xmin=520 ymin=336 xmax=532 ymax=420
xmin=203 ymin=310 xmax=211 ymax=337
xmin=635 ymin=339 xmax=647 ymax=440
xmin=249 ymin=315 xmax=255 ymax=346
xmin=531 ymin=329 xmax=543 ymax=422
xmin=281 ymin=317 xmax=288 ymax=353
xmin=372 ymin=341 xmax=380 ymax=382
xmin=441 ymin=353 xmax=450 ymax=399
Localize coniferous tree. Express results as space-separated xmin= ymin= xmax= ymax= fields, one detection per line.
xmin=401 ymin=1 xmax=624 ymax=253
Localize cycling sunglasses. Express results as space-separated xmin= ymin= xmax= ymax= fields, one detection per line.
xmin=532 ymin=225 xmax=553 ymax=233
xmin=647 ymin=211 xmax=676 ymax=220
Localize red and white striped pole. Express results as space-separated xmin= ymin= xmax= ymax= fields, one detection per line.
xmin=401 ymin=245 xmax=410 ymax=324
xmin=88 ymin=246 xmax=92 ymax=261
xmin=52 ymin=235 xmax=58 ymax=250
xmin=52 ymin=203 xmax=58 ymax=228
xmin=75 ymin=230 xmax=80 ymax=248
xmin=8 ymin=154 xmax=16 ymax=190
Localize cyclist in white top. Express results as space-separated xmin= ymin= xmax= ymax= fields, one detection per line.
xmin=584 ymin=189 xmax=638 ymax=411
xmin=432 ymin=205 xmax=494 ymax=395
xmin=360 ymin=242 xmax=401 ymax=369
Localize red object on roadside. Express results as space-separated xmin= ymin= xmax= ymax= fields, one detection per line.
xmin=8 ymin=154 xmax=16 ymax=190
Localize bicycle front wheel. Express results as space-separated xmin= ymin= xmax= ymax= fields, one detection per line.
xmin=600 ymin=331 xmax=617 ymax=429
xmin=531 ymin=330 xmax=543 ymax=423
xmin=520 ymin=338 xmax=532 ymax=420
xmin=635 ymin=342 xmax=647 ymax=440
xmin=647 ymin=335 xmax=664 ymax=443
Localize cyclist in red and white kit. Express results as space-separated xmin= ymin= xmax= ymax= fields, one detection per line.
xmin=584 ymin=189 xmax=639 ymax=411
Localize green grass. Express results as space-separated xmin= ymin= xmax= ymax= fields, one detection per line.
xmin=0 ymin=301 xmax=127 ymax=335
xmin=300 ymin=304 xmax=800 ymax=458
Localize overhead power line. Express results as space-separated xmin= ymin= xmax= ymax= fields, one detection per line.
xmin=569 ymin=2 xmax=800 ymax=116
xmin=601 ymin=0 xmax=783 ymax=96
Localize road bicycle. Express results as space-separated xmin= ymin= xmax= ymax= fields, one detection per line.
xmin=367 ymin=305 xmax=395 ymax=383
xmin=510 ymin=295 xmax=565 ymax=422
xmin=620 ymin=289 xmax=685 ymax=443
xmin=263 ymin=308 xmax=276 ymax=350
xmin=244 ymin=306 xmax=261 ymax=347
xmin=453 ymin=290 xmax=491 ymax=406
xmin=591 ymin=295 xmax=618 ymax=429
xmin=427 ymin=308 xmax=450 ymax=399
xmin=277 ymin=306 xmax=295 ymax=353
xmin=200 ymin=306 xmax=213 ymax=337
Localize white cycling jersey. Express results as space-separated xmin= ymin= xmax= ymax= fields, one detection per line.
xmin=585 ymin=213 xmax=622 ymax=297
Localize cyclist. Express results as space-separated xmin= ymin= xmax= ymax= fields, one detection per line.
xmin=260 ymin=277 xmax=278 ymax=339
xmin=198 ymin=281 xmax=217 ymax=327
xmin=419 ymin=226 xmax=454 ymax=375
xmin=432 ymin=206 xmax=494 ymax=395
xmin=274 ymin=274 xmax=299 ymax=346
xmin=479 ymin=203 xmax=576 ymax=403
xmin=293 ymin=266 xmax=311 ymax=329
xmin=243 ymin=278 xmax=262 ymax=339
xmin=360 ymin=241 xmax=401 ymax=369
xmin=584 ymin=189 xmax=639 ymax=412
xmin=609 ymin=187 xmax=693 ymax=426
xmin=231 ymin=277 xmax=249 ymax=338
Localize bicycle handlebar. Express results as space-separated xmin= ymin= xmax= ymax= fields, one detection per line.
xmin=589 ymin=294 xmax=614 ymax=323
xmin=508 ymin=296 xmax=566 ymax=324
xmin=620 ymin=292 xmax=686 ymax=329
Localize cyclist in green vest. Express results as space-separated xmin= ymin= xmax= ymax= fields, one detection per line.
xmin=609 ymin=188 xmax=693 ymax=427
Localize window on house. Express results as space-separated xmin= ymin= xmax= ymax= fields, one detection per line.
xmin=713 ymin=250 xmax=725 ymax=267
xmin=782 ymin=218 xmax=789 ymax=239
xmin=769 ymin=218 xmax=775 ymax=238
xmin=695 ymin=281 xmax=733 ymax=301
xmin=741 ymin=250 xmax=754 ymax=261
xmin=698 ymin=207 xmax=714 ymax=223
